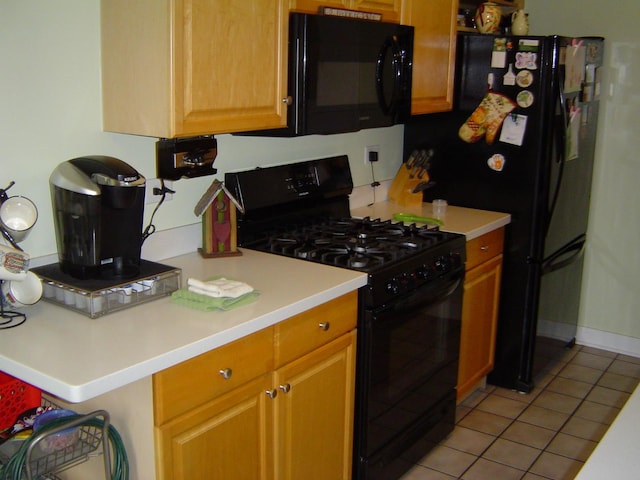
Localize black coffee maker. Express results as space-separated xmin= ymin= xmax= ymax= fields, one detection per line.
xmin=50 ymin=156 xmax=146 ymax=279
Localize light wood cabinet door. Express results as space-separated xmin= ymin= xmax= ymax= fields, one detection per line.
xmin=401 ymin=0 xmax=458 ymax=114
xmin=274 ymin=330 xmax=357 ymax=480
xmin=102 ymin=0 xmax=289 ymax=138
xmin=458 ymin=253 xmax=503 ymax=400
xmin=155 ymin=374 xmax=275 ymax=480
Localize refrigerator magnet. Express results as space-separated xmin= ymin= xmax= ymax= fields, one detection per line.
xmin=515 ymin=51 xmax=538 ymax=70
xmin=487 ymin=154 xmax=506 ymax=172
xmin=499 ymin=114 xmax=528 ymax=146
xmin=503 ymin=64 xmax=516 ymax=86
xmin=517 ymin=90 xmax=534 ymax=108
xmin=516 ymin=70 xmax=533 ymax=88
xmin=518 ymin=39 xmax=539 ymax=52
xmin=491 ymin=38 xmax=508 ymax=68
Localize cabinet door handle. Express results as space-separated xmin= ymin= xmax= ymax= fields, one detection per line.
xmin=265 ymin=389 xmax=278 ymax=399
xmin=279 ymin=383 xmax=291 ymax=394
xmin=282 ymin=96 xmax=293 ymax=105
xmin=219 ymin=368 xmax=233 ymax=380
xmin=480 ymin=245 xmax=489 ymax=252
xmin=318 ymin=322 xmax=330 ymax=331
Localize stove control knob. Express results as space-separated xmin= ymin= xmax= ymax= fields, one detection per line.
xmin=385 ymin=280 xmax=400 ymax=295
xmin=435 ymin=256 xmax=450 ymax=272
xmin=416 ymin=266 xmax=432 ymax=280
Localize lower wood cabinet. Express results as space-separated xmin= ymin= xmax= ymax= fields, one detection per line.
xmin=457 ymin=228 xmax=504 ymax=401
xmin=153 ymin=292 xmax=357 ymax=480
xmin=275 ymin=331 xmax=356 ymax=480
xmin=156 ymin=373 xmax=275 ymax=479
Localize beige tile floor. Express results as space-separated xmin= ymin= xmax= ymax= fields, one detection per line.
xmin=400 ymin=345 xmax=640 ymax=480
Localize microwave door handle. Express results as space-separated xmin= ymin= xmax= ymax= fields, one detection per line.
xmin=376 ymin=35 xmax=402 ymax=115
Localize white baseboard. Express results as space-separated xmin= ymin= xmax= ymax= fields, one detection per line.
xmin=576 ymin=326 xmax=640 ymax=358
xmin=538 ymin=318 xmax=640 ymax=358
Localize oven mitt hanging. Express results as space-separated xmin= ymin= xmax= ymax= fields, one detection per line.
xmin=459 ymin=92 xmax=516 ymax=144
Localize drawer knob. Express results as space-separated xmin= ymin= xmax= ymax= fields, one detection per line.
xmin=282 ymin=96 xmax=293 ymax=105
xmin=219 ymin=368 xmax=233 ymax=380
xmin=279 ymin=383 xmax=291 ymax=393
xmin=266 ymin=389 xmax=278 ymax=399
xmin=480 ymin=245 xmax=490 ymax=252
xmin=318 ymin=322 xmax=330 ymax=331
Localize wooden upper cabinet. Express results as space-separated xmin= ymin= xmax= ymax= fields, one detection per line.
xmin=290 ymin=0 xmax=401 ymax=22
xmin=401 ymin=0 xmax=458 ymax=114
xmin=352 ymin=0 xmax=402 ymax=22
xmin=101 ymin=0 xmax=289 ymax=138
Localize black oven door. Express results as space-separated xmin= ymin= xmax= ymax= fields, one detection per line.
xmin=293 ymin=13 xmax=413 ymax=135
xmin=354 ymin=268 xmax=463 ymax=479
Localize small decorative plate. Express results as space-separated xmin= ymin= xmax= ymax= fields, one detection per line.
xmin=517 ymin=90 xmax=534 ymax=108
xmin=516 ymin=70 xmax=533 ymax=87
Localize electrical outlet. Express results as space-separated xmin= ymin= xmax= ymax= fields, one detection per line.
xmin=365 ymin=145 xmax=380 ymax=165
xmin=145 ymin=178 xmax=174 ymax=204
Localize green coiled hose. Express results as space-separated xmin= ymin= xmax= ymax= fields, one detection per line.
xmin=0 ymin=414 xmax=128 ymax=480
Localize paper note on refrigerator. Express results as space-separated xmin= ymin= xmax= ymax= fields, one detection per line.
xmin=499 ymin=114 xmax=528 ymax=146
xmin=564 ymin=43 xmax=586 ymax=92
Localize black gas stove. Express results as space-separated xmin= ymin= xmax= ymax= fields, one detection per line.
xmin=226 ymin=155 xmax=465 ymax=480
xmin=249 ymin=216 xmax=445 ymax=269
xmin=240 ymin=214 xmax=465 ymax=307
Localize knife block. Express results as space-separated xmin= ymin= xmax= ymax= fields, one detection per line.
xmin=387 ymin=174 xmax=424 ymax=207
xmin=199 ymin=195 xmax=242 ymax=258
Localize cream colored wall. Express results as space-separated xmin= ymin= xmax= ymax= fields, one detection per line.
xmin=526 ymin=0 xmax=640 ymax=351
xmin=4 ymin=1 xmax=638 ymax=353
xmin=0 ymin=0 xmax=403 ymax=260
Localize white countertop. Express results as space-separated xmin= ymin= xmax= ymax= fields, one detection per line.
xmin=575 ymin=383 xmax=640 ymax=478
xmin=351 ymin=200 xmax=511 ymax=240
xmin=0 ymin=249 xmax=366 ymax=403
xmin=0 ymin=200 xmax=510 ymax=405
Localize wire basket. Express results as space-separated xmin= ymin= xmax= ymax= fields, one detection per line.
xmin=0 ymin=372 xmax=42 ymax=432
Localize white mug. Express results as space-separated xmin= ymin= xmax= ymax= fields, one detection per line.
xmin=2 ymin=271 xmax=43 ymax=308
xmin=0 ymin=196 xmax=38 ymax=243
xmin=0 ymin=244 xmax=30 ymax=281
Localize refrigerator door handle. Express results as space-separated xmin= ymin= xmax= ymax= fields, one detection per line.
xmin=542 ymin=233 xmax=586 ymax=275
xmin=547 ymin=61 xmax=569 ymax=235
xmin=556 ymin=69 xmax=569 ymax=164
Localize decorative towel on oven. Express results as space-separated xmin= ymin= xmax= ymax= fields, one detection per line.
xmin=171 ymin=276 xmax=259 ymax=311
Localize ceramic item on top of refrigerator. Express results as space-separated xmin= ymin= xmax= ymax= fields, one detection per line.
xmin=403 ymin=33 xmax=604 ymax=392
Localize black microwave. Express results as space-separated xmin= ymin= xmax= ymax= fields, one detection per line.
xmin=243 ymin=13 xmax=414 ymax=137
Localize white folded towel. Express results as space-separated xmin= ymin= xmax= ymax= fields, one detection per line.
xmin=187 ymin=277 xmax=254 ymax=299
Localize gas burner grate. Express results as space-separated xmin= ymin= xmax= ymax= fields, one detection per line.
xmin=250 ymin=216 xmax=447 ymax=271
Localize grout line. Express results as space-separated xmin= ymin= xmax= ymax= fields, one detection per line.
xmin=404 ymin=346 xmax=640 ymax=479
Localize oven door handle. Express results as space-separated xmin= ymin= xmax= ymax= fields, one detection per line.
xmin=394 ymin=271 xmax=464 ymax=313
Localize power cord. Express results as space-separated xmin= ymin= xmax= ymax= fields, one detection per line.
xmin=141 ymin=179 xmax=175 ymax=245
xmin=368 ymin=161 xmax=380 ymax=207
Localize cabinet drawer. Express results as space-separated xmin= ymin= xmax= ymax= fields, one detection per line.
xmin=465 ymin=228 xmax=505 ymax=271
xmin=275 ymin=291 xmax=357 ymax=367
xmin=153 ymin=327 xmax=274 ymax=425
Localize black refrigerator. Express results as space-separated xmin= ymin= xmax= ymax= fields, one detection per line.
xmin=403 ymin=33 xmax=604 ymax=392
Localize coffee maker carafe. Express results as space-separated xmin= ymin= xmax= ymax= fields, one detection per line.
xmin=50 ymin=156 xmax=146 ymax=279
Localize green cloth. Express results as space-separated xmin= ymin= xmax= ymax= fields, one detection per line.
xmin=171 ymin=287 xmax=259 ymax=311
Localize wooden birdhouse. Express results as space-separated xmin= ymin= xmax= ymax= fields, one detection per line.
xmin=194 ymin=179 xmax=244 ymax=258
